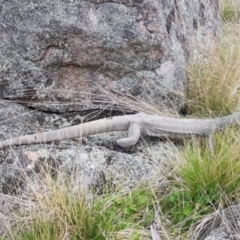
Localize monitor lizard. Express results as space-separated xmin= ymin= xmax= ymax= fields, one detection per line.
xmin=0 ymin=112 xmax=239 ymax=150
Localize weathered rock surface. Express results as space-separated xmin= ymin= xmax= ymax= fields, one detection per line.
xmin=0 ymin=0 xmax=220 ymax=113
xmin=0 ymin=145 xmax=159 ymax=194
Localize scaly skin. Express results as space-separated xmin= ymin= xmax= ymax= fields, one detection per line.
xmin=0 ymin=112 xmax=240 ymax=149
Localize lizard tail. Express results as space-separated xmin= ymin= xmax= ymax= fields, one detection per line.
xmin=0 ymin=133 xmax=51 ymax=149
xmin=0 ymin=116 xmax=131 ymax=149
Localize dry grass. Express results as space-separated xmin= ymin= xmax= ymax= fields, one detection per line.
xmin=187 ymin=24 xmax=240 ymax=117
xmin=180 ymin=127 xmax=240 ymax=206
xmin=187 ymin=0 xmax=240 ymax=117
xmin=220 ymin=0 xmax=240 ymax=23
xmin=5 ymin=171 xmax=109 ymax=240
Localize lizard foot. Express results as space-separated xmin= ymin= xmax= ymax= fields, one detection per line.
xmin=116 ymin=122 xmax=141 ymax=148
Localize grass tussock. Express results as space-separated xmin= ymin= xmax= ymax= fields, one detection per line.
xmin=187 ymin=37 xmax=240 ymax=116
xmin=180 ymin=128 xmax=240 ymax=205
xmin=187 ymin=1 xmax=240 ymax=117
xmin=160 ymin=128 xmax=240 ymax=235
xmin=11 ymin=174 xmax=107 ymax=240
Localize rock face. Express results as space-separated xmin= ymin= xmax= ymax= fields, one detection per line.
xmin=0 ymin=0 xmax=220 ymax=113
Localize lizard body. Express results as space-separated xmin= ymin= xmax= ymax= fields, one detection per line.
xmin=0 ymin=112 xmax=240 ymax=149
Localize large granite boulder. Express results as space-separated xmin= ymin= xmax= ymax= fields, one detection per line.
xmin=0 ymin=0 xmax=220 ymax=113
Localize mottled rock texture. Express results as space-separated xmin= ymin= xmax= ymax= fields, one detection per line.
xmin=0 ymin=0 xmax=220 ymax=112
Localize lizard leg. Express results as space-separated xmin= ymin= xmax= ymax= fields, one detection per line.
xmin=208 ymin=132 xmax=214 ymax=153
xmin=116 ymin=123 xmax=141 ymax=148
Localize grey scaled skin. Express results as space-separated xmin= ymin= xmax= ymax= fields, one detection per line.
xmin=0 ymin=112 xmax=240 ymax=150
